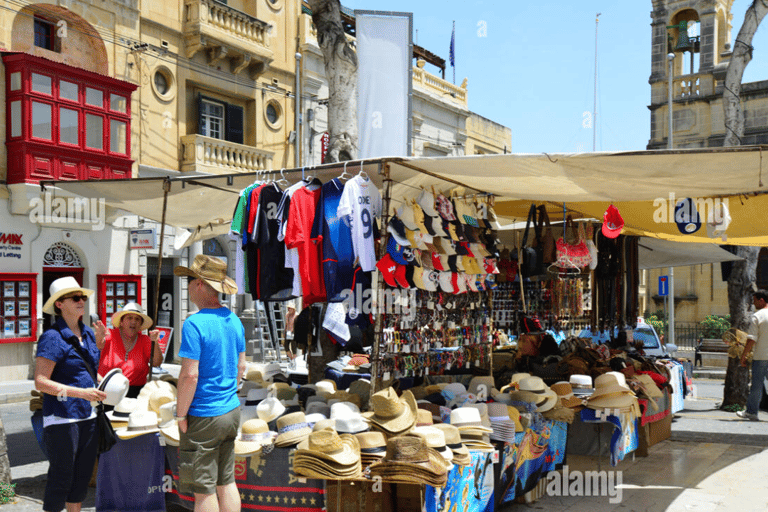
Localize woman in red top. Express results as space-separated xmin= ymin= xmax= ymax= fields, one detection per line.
xmin=98 ymin=302 xmax=163 ymax=398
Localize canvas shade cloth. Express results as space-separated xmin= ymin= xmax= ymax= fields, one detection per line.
xmin=41 ymin=146 xmax=768 ymax=245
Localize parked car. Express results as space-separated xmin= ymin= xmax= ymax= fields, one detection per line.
xmin=633 ymin=318 xmax=676 ymax=358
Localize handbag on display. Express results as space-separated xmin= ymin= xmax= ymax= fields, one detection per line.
xmin=555 ymin=215 xmax=591 ymax=269
xmin=520 ymin=315 xmax=543 ymax=333
xmin=585 ymin=223 xmax=598 ymax=270
xmin=536 ymin=205 xmax=557 ymax=264
xmin=513 ymin=204 xmax=543 ymax=277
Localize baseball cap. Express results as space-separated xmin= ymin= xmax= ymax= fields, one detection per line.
xmin=602 ymin=204 xmax=624 ymax=239
xmin=397 ymin=203 xmax=420 ymax=231
xmin=413 ymin=267 xmax=427 ymax=290
xmin=404 ymin=265 xmax=417 ymax=289
xmin=447 ymin=255 xmax=464 ymax=273
xmin=423 ymin=270 xmax=439 ymax=292
xmin=674 ymin=198 xmax=701 ymax=234
xmin=417 ymin=188 xmax=439 ymax=218
xmin=464 ymin=273 xmax=479 ymax=292
xmin=436 ymin=194 xmax=457 ymax=221
xmin=432 ymin=252 xmax=446 ymax=271
xmin=483 ymin=258 xmax=500 ymax=275
xmin=438 ymin=272 xmax=454 ymax=293
xmin=376 ymin=254 xmax=401 ymax=288
xmin=463 ymin=256 xmax=484 ymax=275
xmin=387 ymin=218 xmax=410 ymax=246
xmin=387 ymin=237 xmax=410 ymax=265
xmin=429 ymin=216 xmax=448 ymax=237
xmin=451 ymin=272 xmax=467 ymax=294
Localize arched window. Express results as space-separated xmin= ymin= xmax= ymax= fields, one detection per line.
xmin=43 ymin=242 xmax=82 ymax=267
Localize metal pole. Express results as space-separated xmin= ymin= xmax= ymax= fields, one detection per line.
xmin=593 ymin=13 xmax=601 ymax=151
xmin=148 ymin=178 xmax=170 ymax=382
xmin=667 ymin=52 xmax=676 ymax=347
xmin=295 ymin=52 xmax=302 ymax=168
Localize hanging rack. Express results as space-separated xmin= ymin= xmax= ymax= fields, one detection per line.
xmin=276 ymin=168 xmax=289 ymax=187
xmin=339 ymin=161 xmax=352 ymax=181
xmin=358 ymin=160 xmax=369 ymax=180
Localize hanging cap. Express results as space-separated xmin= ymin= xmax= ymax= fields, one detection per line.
xmin=602 ymin=205 xmax=624 ymax=239
xmin=674 ymin=198 xmax=702 ymax=234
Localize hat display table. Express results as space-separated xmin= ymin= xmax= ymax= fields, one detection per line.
xmin=165 ymin=445 xmax=326 ymax=511
xmin=566 ymin=409 xmax=639 ymax=467
xmin=96 ymin=434 xmax=166 ymax=512
xmin=636 ymin=388 xmax=672 ymax=456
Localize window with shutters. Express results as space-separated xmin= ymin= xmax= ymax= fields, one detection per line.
xmin=198 ymin=95 xmax=244 ymax=145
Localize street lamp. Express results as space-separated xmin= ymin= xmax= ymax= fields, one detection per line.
xmin=667 ymin=52 xmax=675 ymax=149
xmin=666 ymin=51 xmax=676 ymax=348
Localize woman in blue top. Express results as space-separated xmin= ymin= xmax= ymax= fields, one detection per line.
xmin=34 ymin=276 xmax=107 ymax=512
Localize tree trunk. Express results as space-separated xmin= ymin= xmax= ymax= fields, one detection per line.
xmin=0 ymin=418 xmax=10 ymax=484
xmin=306 ymin=0 xmax=359 ymax=383
xmin=720 ymin=1 xmax=768 ymax=408
xmin=307 ymin=0 xmax=358 ymax=163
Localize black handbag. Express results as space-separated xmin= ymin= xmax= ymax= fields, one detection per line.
xmin=65 ymin=337 xmax=118 ymax=455
xmin=513 ymin=204 xmax=542 ymax=277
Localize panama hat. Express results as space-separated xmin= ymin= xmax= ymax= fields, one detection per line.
xmin=43 ymin=276 xmax=94 ymax=315
xmin=160 ymin=421 xmax=180 ymax=447
xmin=312 ymin=418 xmax=336 ymax=432
xmin=115 ymin=410 xmax=160 ymax=439
xmin=569 ymin=374 xmax=594 ymax=395
xmin=355 ymin=431 xmax=387 ymax=463
xmin=551 ymin=381 xmax=585 ymax=409
xmin=174 ymin=254 xmax=237 ymax=294
xmin=238 ymin=380 xmax=264 ymax=399
xmin=106 ymin=396 xmax=139 ymax=424
xmin=111 ymin=302 xmax=153 ymax=330
xmin=432 ymin=423 xmax=471 ymax=466
xmin=235 ymin=419 xmax=271 ymax=457
xmin=316 ymin=380 xmax=337 ymax=395
xmin=449 ymin=407 xmax=493 ymax=433
xmin=158 ymin=401 xmax=176 ymax=429
xmin=136 ymin=380 xmax=177 ymax=410
xmin=98 ymin=368 xmax=130 ymax=406
xmin=148 ymin=388 xmax=175 ymax=418
xmin=509 ymin=376 xmax=559 ymax=413
xmin=256 ymin=396 xmax=285 ymax=423
xmin=275 ymin=412 xmax=311 ymax=447
xmin=413 ymin=426 xmax=453 ymax=463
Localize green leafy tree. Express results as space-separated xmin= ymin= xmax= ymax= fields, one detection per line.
xmin=700 ymin=314 xmax=731 ymax=339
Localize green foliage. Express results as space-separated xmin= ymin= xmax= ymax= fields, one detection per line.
xmin=0 ymin=482 xmax=15 ymax=504
xmin=700 ymin=314 xmax=731 ymax=339
xmin=645 ymin=310 xmax=667 ymax=336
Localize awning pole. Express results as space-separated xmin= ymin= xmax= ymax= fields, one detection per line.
xmin=148 ymin=178 xmax=171 ymax=381
xmin=371 ymin=162 xmax=390 ymax=396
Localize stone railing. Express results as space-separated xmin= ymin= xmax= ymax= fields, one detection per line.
xmin=181 ymin=134 xmax=273 ymax=174
xmin=413 ymin=66 xmax=467 ymax=104
xmin=674 ymin=74 xmax=701 ymax=99
xmin=184 ymin=0 xmax=270 ymax=57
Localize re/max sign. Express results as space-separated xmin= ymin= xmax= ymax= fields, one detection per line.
xmin=0 ymin=233 xmax=23 ymax=245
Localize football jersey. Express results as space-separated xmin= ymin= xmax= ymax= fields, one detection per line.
xmin=310 ymin=179 xmax=355 ymax=302
xmin=285 ymin=184 xmax=326 ymax=305
xmin=252 ymin=183 xmax=294 ymax=301
xmin=244 ymin=183 xmax=267 ymax=297
xmin=337 ymin=175 xmax=382 ymax=272
xmin=277 ymin=182 xmax=307 ymax=298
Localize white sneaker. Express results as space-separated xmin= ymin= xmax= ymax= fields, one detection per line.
xmin=736 ymin=410 xmax=759 ymax=421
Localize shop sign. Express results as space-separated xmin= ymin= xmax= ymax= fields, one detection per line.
xmin=321 ymin=131 xmax=329 ymax=163
xmin=0 ymin=233 xmax=23 ymax=260
xmin=130 ymin=229 xmax=156 ymax=250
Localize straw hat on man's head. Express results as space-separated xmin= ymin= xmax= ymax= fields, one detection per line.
xmin=174 ymin=254 xmax=237 ymax=294
xmin=43 ymin=276 xmax=94 ymax=315
xmin=112 ymin=302 xmax=153 ymax=330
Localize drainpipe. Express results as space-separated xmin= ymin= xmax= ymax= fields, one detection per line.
xmin=295 ymin=52 xmax=302 ymax=168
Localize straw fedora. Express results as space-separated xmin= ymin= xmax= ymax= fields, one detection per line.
xmin=509 ymin=376 xmax=559 ymax=413
xmin=235 ymin=419 xmax=271 ymax=457
xmin=98 ymin=368 xmax=129 ymax=407
xmin=331 ymin=402 xmax=368 ymax=434
xmin=115 ymin=410 xmax=160 ymax=439
xmin=243 ymin=367 xmax=266 ymax=386
xmin=550 ymin=381 xmax=585 ymax=409
xmin=157 ymin=401 xmax=176 ymax=429
xmin=413 ymin=426 xmax=453 ymax=463
xmin=362 ymin=388 xmax=417 ymax=434
xmin=312 ymin=419 xmax=336 ymax=432
xmin=305 ymin=401 xmax=331 ymax=418
xmin=450 ymin=407 xmax=493 ymax=433
xmin=149 ymin=388 xmax=175 ymax=418
xmin=468 ymin=376 xmax=497 ymax=401
xmin=355 ymin=431 xmax=387 ymax=462
xmin=111 ymin=302 xmax=153 ymax=330
xmin=569 ymin=374 xmax=594 ymax=395
xmin=296 ymin=429 xmax=360 ymax=466
xmin=106 ymin=396 xmax=139 ymax=424
xmin=160 ymin=421 xmax=180 ymax=447
xmin=256 ymin=397 xmax=286 ymax=423
xmin=585 ymin=373 xmax=639 ymax=410
xmin=275 ymin=412 xmax=311 ymax=447
xmin=316 ymin=380 xmax=337 ymax=395
xmin=432 ymin=423 xmax=471 ymax=465
xmin=634 ymin=374 xmax=663 ymax=399
xmin=43 ymin=276 xmax=94 ymax=315
xmin=416 ymin=409 xmax=434 ymax=427
xmin=173 ymin=254 xmax=237 ymax=294
xmin=238 ymin=380 xmax=264 ymax=398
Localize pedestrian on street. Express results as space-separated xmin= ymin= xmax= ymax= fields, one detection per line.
xmin=33 ymin=276 xmax=107 ymax=512
xmin=737 ymin=289 xmax=768 ymax=421
xmin=173 ymin=255 xmax=246 ymax=512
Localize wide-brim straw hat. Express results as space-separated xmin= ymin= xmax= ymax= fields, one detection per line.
xmin=413 ymin=426 xmax=453 ymax=462
xmin=99 ymin=368 xmax=130 ymax=407
xmin=149 ymin=388 xmax=175 ymax=418
xmin=509 ymin=376 xmax=559 ymax=413
xmin=256 ymin=397 xmax=286 ymax=423
xmin=111 ymin=302 xmax=153 ymax=330
xmin=174 ymin=254 xmax=237 ymax=294
xmin=368 ymin=435 xmax=448 ymax=486
xmin=450 ymin=407 xmax=493 ymax=433
xmin=432 ymin=424 xmax=470 ymax=462
xmin=43 ymin=276 xmax=95 ymax=316
xmin=634 ymin=374 xmax=663 ymax=399
xmin=275 ymin=412 xmax=311 ymax=447
xmin=570 ymin=374 xmax=594 ymax=395
xmin=362 ymin=388 xmax=417 ymax=434
xmin=235 ymin=419 xmax=271 ymax=456
xmin=160 ymin=421 xmax=180 ymax=446
xmin=115 ymin=410 xmax=160 ymax=439
xmin=551 ymin=381 xmax=586 ymax=409
xmin=296 ymin=429 xmax=360 ymax=466
xmin=355 ymin=431 xmax=387 ymax=461
xmin=136 ymin=380 xmax=177 ymax=408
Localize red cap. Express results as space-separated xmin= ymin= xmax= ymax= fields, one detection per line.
xmin=602 ymin=204 xmax=624 ymax=239
xmin=376 ymin=254 xmax=400 ymax=288
xmin=394 ymin=263 xmax=410 ymax=288
xmin=432 ymin=252 xmax=446 ymax=271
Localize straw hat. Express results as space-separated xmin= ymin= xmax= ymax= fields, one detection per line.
xmin=157 ymin=401 xmax=176 ymax=429
xmin=160 ymin=421 xmax=180 ymax=447
xmin=413 ymin=426 xmax=453 ymax=462
xmin=243 ymin=368 xmax=266 ymax=386
xmin=115 ymin=410 xmax=160 ymax=440
xmin=432 ymin=423 xmax=471 ymax=466
xmin=42 ymin=276 xmax=95 ymax=315
xmin=235 ymin=419 xmax=270 ymax=457
xmin=238 ymin=380 xmax=264 ymax=398
xmin=585 ymin=373 xmax=639 ymax=410
xmin=98 ymin=368 xmax=130 ymax=407
xmin=355 ymin=431 xmax=387 ymax=463
xmin=305 ymin=401 xmax=331 ymax=418
xmin=136 ymin=380 xmax=177 ymax=408
xmin=111 ymin=302 xmax=153 ymax=330
xmin=347 ymin=379 xmax=371 ymax=407
xmin=569 ymin=374 xmax=594 ymax=395
xmin=634 ymin=374 xmax=663 ymax=399
xmin=507 ymin=406 xmax=524 ymax=432
xmin=416 ymin=409 xmax=434 ymax=427
xmin=296 ymin=429 xmax=360 ymax=466
xmin=316 ymin=380 xmax=337 ymax=395
xmin=106 ymin=396 xmax=140 ymax=424
xmin=327 ymin=391 xmax=361 ymax=409
xmin=509 ymin=376 xmax=559 ymax=413
xmin=275 ymin=412 xmax=311 ymax=447
xmin=305 ymin=413 xmax=327 ymax=427
xmin=256 ymin=396 xmax=286 ymax=423
xmin=173 ymin=254 xmax=237 ymax=294
xmin=467 ymin=376 xmax=497 ymax=401
xmin=312 ymin=419 xmax=336 ymax=432
xmin=449 ymin=407 xmax=493 ymax=433
xmin=149 ymin=388 xmax=175 ymax=418
xmin=362 ymin=388 xmax=417 ymax=435
xmin=550 ymin=381 xmax=585 ymax=409
xmin=499 ymin=372 xmax=531 ymax=393
xmin=367 ymin=435 xmax=448 ymax=487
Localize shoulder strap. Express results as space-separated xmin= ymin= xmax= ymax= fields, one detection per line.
xmin=521 ymin=204 xmax=537 ymax=247
xmin=64 ymin=335 xmax=98 ymax=384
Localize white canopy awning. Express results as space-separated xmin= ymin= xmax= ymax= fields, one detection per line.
xmin=637 ymin=237 xmax=743 ymax=269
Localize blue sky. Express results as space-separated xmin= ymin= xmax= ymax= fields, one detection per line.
xmin=344 ymin=0 xmax=768 ymax=154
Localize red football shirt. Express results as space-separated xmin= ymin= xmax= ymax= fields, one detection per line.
xmin=285 ymin=186 xmax=326 ymax=305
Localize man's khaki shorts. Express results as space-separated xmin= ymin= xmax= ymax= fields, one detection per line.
xmin=179 ymin=407 xmax=241 ymax=495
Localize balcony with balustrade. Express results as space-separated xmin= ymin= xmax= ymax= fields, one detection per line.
xmin=181 ymin=134 xmax=274 ymax=174
xmin=184 ymin=0 xmax=273 ymax=78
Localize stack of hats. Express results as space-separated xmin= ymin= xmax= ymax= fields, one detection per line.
xmin=486 ymin=402 xmax=517 ymax=443
xmin=450 ymin=407 xmax=494 ymax=452
xmin=355 ymin=431 xmax=388 ymax=467
xmin=115 ymin=410 xmax=161 ymax=440
xmin=29 ymin=389 xmax=43 ymax=412
xmin=432 ymin=424 xmax=471 ymax=466
xmin=585 ymin=372 xmax=641 ymax=418
xmin=569 ymin=374 xmax=594 ymax=396
xmin=362 ymin=388 xmax=417 ymax=436
xmin=368 ymin=435 xmax=448 ymax=487
xmin=509 ymin=376 xmax=559 ymax=413
xmin=235 ymin=419 xmax=273 ymax=457
xmin=275 ymin=412 xmax=311 ymax=447
xmin=294 ymin=429 xmax=362 ymax=479
xmin=412 ymin=427 xmax=453 ymax=467
xmin=107 ymin=397 xmax=140 ymax=427
xmin=551 ymin=381 xmax=585 ymax=410
xmin=331 ymin=402 xmax=369 ymax=434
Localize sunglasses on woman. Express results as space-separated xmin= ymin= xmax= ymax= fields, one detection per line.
xmin=66 ymin=295 xmax=88 ymax=302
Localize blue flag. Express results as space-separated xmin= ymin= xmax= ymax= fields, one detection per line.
xmin=449 ymin=23 xmax=455 ymax=67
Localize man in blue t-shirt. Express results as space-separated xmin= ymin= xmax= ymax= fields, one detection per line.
xmin=174 ymin=255 xmax=246 ymax=511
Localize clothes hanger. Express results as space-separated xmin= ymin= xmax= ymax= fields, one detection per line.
xmin=338 ymin=161 xmax=352 ymax=181
xmin=358 ymin=161 xmax=369 ymax=180
xmin=276 ymin=168 xmax=289 ymax=187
